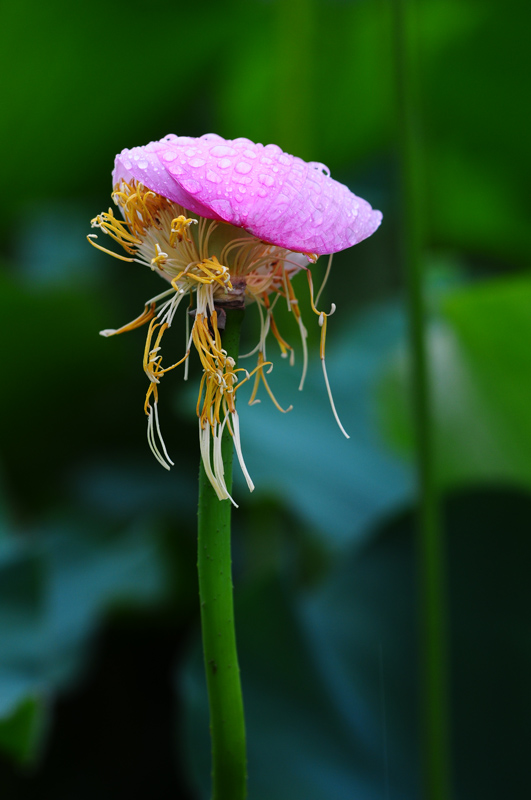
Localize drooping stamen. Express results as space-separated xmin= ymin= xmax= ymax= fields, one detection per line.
xmin=100 ymin=302 xmax=157 ymax=338
xmin=306 ymin=270 xmax=349 ymax=439
xmin=145 ymin=384 xmax=174 ymax=471
xmin=87 ymin=234 xmax=135 ymax=262
xmin=315 ymin=253 xmax=334 ymax=308
xmin=263 ymin=295 xmax=295 ymax=366
xmin=231 ymin=410 xmax=255 ymax=492
xmin=248 ymin=352 xmax=293 ymax=413
xmin=284 ymin=272 xmax=309 ymax=390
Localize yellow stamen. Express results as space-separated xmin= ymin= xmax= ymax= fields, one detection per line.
xmin=305 ymin=270 xmax=349 ymax=439
xmin=113 ymin=181 xmax=171 ymax=237
xmin=170 ymin=215 xmax=198 ymax=246
xmin=100 ymin=302 xmax=157 ymax=337
xmin=87 ymin=234 xmax=135 ymax=263
xmin=248 ymin=352 xmax=293 ymax=414
xmin=262 ymin=295 xmax=295 ymax=365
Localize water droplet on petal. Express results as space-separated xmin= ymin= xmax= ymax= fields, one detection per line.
xmin=180 ymin=178 xmax=201 ymax=195
xmin=235 ymin=161 xmax=252 ymax=174
xmin=206 ymin=169 xmax=222 ymax=183
xmin=163 ymin=150 xmax=177 ymax=162
xmin=211 ymin=145 xmax=236 ymax=158
xmin=138 ymin=159 xmax=148 ymax=169
xmin=189 ymin=156 xmax=206 ymax=168
xmin=258 ymin=188 xmax=268 ymax=197
xmin=258 ymin=174 xmax=275 ymax=187
xmin=218 ymin=158 xmax=232 ymax=169
xmin=123 ymin=160 xmax=132 ymax=170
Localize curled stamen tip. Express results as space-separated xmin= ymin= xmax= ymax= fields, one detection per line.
xmin=318 ymin=312 xmax=324 ymax=326
xmin=100 ymin=328 xmax=117 ymax=337
xmin=329 ymin=303 xmax=337 ymax=315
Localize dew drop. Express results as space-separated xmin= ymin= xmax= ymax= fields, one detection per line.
xmin=206 ymin=169 xmax=222 ymax=183
xmin=211 ymin=145 xmax=235 ymax=158
xmin=235 ymin=161 xmax=252 ymax=174
xmin=123 ymin=160 xmax=132 ymax=170
xmin=180 ymin=178 xmax=201 ymax=195
xmin=138 ymin=159 xmax=148 ymax=169
xmin=218 ymin=158 xmax=232 ymax=169
xmin=258 ymin=174 xmax=275 ymax=187
xmin=258 ymin=188 xmax=268 ymax=197
xmin=163 ymin=150 xmax=177 ymax=162
xmin=189 ymin=156 xmax=206 ymax=168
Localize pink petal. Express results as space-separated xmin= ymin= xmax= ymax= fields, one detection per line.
xmin=113 ymin=134 xmax=382 ymax=255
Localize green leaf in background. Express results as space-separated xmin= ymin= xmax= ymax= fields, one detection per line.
xmin=0 ymin=697 xmax=48 ymax=766
xmin=180 ymin=487 xmax=531 ymax=800
xmin=381 ymin=273 xmax=531 ymax=489
xmin=0 ymin=518 xmax=167 ymax=763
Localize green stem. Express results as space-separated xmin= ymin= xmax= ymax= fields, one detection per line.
xmin=391 ymin=1 xmax=452 ymax=798
xmin=197 ymin=307 xmax=247 ymax=800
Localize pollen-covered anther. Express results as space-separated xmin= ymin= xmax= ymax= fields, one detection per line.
xmin=170 ymin=215 xmax=198 ymax=246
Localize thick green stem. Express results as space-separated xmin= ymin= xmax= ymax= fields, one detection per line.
xmin=197 ymin=307 xmax=247 ymax=800
xmin=391 ymin=1 xmax=452 ymax=798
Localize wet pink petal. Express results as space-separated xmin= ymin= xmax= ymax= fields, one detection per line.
xmin=113 ymin=133 xmax=382 ymax=255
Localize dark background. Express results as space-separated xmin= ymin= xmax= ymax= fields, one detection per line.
xmin=1 ymin=0 xmax=530 ymax=798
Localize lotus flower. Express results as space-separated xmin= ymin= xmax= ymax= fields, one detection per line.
xmin=89 ymin=133 xmax=382 ymax=503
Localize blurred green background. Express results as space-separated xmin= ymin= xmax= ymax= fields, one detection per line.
xmin=1 ymin=0 xmax=530 ymax=797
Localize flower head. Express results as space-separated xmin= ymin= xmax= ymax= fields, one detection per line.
xmin=89 ymin=133 xmax=382 ymax=504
